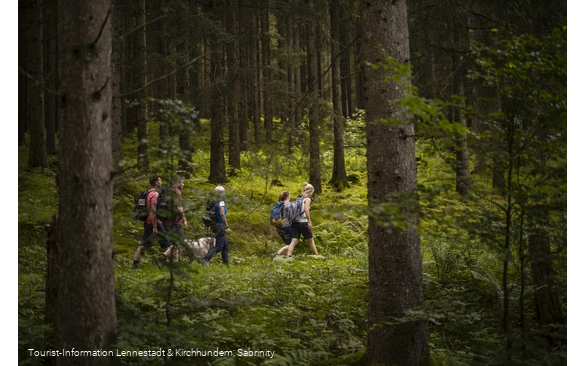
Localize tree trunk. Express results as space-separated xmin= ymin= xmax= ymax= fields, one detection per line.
xmin=111 ymin=0 xmax=123 ymax=164
xmin=135 ymin=0 xmax=148 ymax=170
xmin=277 ymin=13 xmax=287 ymax=121
xmin=227 ymin=1 xmax=241 ymax=171
xmin=43 ymin=0 xmax=57 ymax=155
xmin=329 ymin=0 xmax=348 ymax=189
xmin=238 ymin=0 xmax=248 ymax=152
xmin=340 ymin=19 xmax=349 ymax=118
xmin=529 ymin=213 xmax=563 ymax=329
xmin=315 ymin=19 xmax=323 ymax=94
xmin=492 ymin=96 xmax=506 ymax=191
xmin=453 ymin=57 xmax=470 ymax=195
xmin=122 ymin=7 xmax=134 ymax=134
xmin=470 ymin=81 xmax=488 ymax=175
xmin=294 ymin=23 xmax=303 ymax=140
xmin=354 ymin=12 xmax=365 ymax=110
xmin=55 ymin=0 xmax=117 ymax=363
xmin=45 ymin=215 xmax=58 ymax=346
xmin=306 ymin=1 xmax=322 ymax=194
xmin=287 ymin=17 xmax=296 ymax=153
xmin=189 ymin=6 xmax=202 ymax=131
xmin=362 ymin=0 xmax=429 ymax=364
xmin=253 ymin=9 xmax=261 ymax=145
xmin=176 ymin=6 xmax=193 ymax=175
xmin=27 ymin=0 xmax=48 ymax=168
xmin=19 ymin=0 xmax=28 ymax=146
xmin=237 ymin=0 xmax=248 ymax=151
xmin=208 ymin=0 xmax=227 ymax=183
xmin=156 ymin=0 xmax=166 ymax=102
xmin=529 ymin=232 xmax=563 ymax=322
xmin=262 ymin=0 xmax=273 ymax=142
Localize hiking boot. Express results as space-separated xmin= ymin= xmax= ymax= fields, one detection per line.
xmin=155 ymin=254 xmax=168 ymax=269
xmin=132 ymin=262 xmax=139 ymax=270
xmin=270 ymin=253 xmax=278 ymax=259
xmin=199 ymin=258 xmax=209 ymax=266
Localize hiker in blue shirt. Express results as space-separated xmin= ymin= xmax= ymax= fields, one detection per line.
xmin=201 ymin=186 xmax=231 ymax=265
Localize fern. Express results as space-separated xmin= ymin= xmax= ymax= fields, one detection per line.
xmin=264 ymin=350 xmax=331 ymax=366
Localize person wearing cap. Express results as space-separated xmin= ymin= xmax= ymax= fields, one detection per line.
xmin=201 ymin=186 xmax=231 ymax=265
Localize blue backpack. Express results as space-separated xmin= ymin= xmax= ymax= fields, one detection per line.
xmin=270 ymin=201 xmax=285 ymax=227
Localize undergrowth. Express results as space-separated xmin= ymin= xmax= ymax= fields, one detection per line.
xmin=18 ymin=111 xmax=566 ymax=364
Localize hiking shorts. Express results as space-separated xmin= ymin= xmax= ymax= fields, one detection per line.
xmin=164 ymin=224 xmax=184 ymax=247
xmin=275 ymin=225 xmax=292 ymax=245
xmin=291 ymin=222 xmax=313 ymax=240
xmin=140 ymin=222 xmax=171 ymax=249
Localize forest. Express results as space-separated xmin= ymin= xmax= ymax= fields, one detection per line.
xmin=18 ymin=0 xmax=567 ymax=365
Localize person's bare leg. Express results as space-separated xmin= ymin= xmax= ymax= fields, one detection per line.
xmin=133 ymin=246 xmax=144 ymax=261
xmin=287 ymin=238 xmax=299 ymax=256
xmin=307 ymin=238 xmax=318 ymax=255
xmin=164 ymin=245 xmax=179 ymax=261
xmin=277 ymin=245 xmax=289 ymax=255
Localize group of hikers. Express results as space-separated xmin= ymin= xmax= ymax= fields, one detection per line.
xmin=131 ymin=175 xmax=319 ymax=269
xmin=271 ymin=183 xmax=320 ymax=259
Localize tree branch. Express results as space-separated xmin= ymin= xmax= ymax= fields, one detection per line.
xmin=90 ymin=8 xmax=111 ymax=48
xmin=117 ymin=53 xmax=209 ymax=98
xmin=19 ymin=67 xmax=60 ymax=96
xmin=118 ymin=15 xmax=167 ymax=39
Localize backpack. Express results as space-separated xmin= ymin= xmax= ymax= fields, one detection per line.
xmin=287 ymin=197 xmax=306 ymax=223
xmin=270 ymin=201 xmax=285 ymax=227
xmin=202 ymin=200 xmax=219 ymax=229
xmin=133 ymin=189 xmax=155 ymax=221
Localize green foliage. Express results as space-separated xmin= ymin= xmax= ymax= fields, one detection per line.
xmin=18 ymin=147 xmax=57 ymax=225
xmin=265 ymin=350 xmax=331 ymax=366
xmin=18 ymin=29 xmax=566 ymax=366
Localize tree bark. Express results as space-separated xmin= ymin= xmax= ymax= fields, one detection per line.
xmin=287 ymin=17 xmax=295 ymax=153
xmin=238 ymin=0 xmax=248 ymax=152
xmin=227 ymin=0 xmax=241 ymax=171
xmin=111 ymin=0 xmax=123 ymax=164
xmin=43 ymin=0 xmax=57 ymax=155
xmin=294 ymin=23 xmax=303 ymax=140
xmin=362 ymin=0 xmax=429 ymax=364
xmin=253 ymin=9 xmax=262 ymax=145
xmin=45 ymin=215 xmax=58 ymax=346
xmin=176 ymin=5 xmax=193 ymax=175
xmin=528 ymin=233 xmax=563 ymax=319
xmin=453 ymin=57 xmax=470 ymax=195
xmin=208 ymin=0 xmax=227 ymax=183
xmin=27 ymin=0 xmax=48 ymax=168
xmin=329 ymin=0 xmax=348 ymax=189
xmin=354 ymin=11 xmax=365 ymax=110
xmin=262 ymin=0 xmax=273 ymax=142
xmin=340 ymin=15 xmax=352 ymax=117
xmin=306 ymin=0 xmax=322 ymax=194
xmin=122 ymin=6 xmax=134 ymax=134
xmin=277 ymin=12 xmax=287 ymax=121
xmin=55 ymin=0 xmax=117 ymax=363
xmin=19 ymin=0 xmax=28 ymax=146
xmin=135 ymin=0 xmax=148 ymax=170
xmin=492 ymin=96 xmax=506 ymax=191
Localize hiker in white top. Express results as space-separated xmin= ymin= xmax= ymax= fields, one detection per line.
xmin=286 ymin=183 xmax=319 ymax=257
